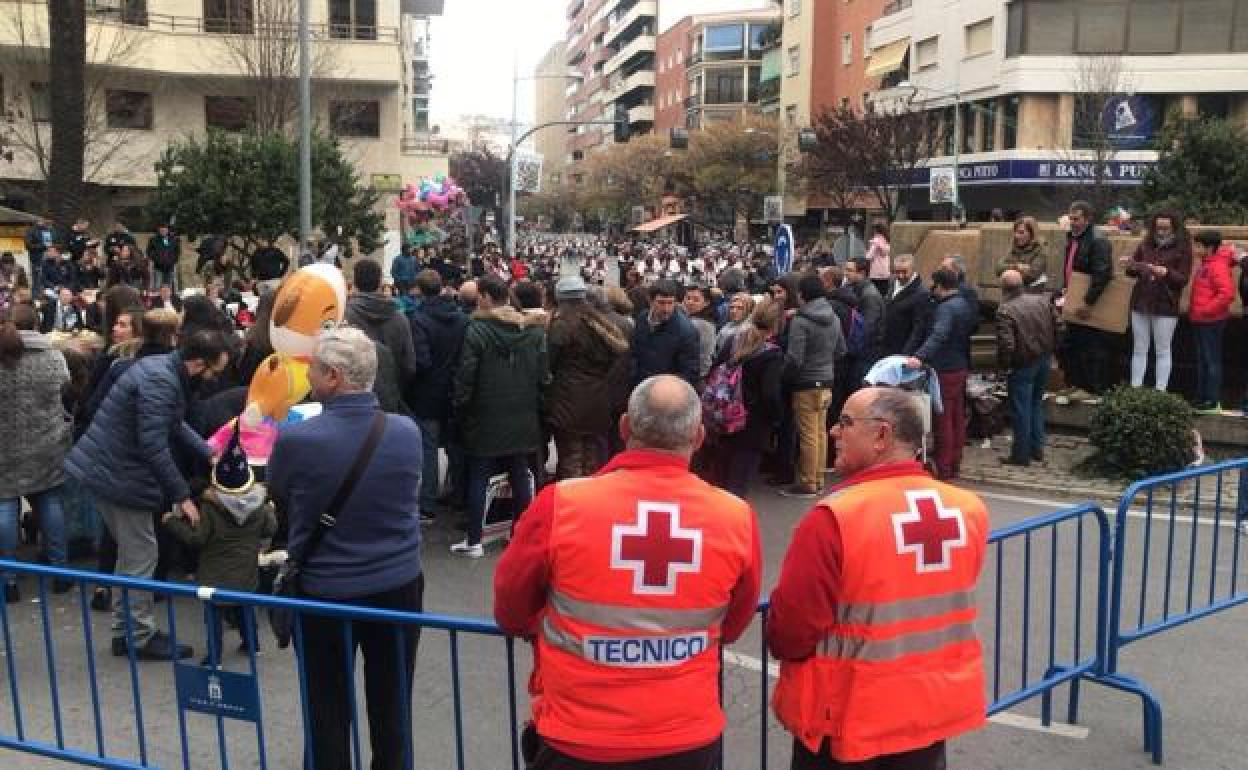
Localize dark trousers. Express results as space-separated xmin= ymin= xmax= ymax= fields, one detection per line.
xmin=791 ymin=738 xmax=945 ymax=770
xmin=710 ymin=441 xmax=762 ymax=499
xmin=934 ymin=369 xmax=968 ymax=480
xmin=466 ymin=454 xmax=534 ymax=546
xmin=1191 ymin=321 xmax=1225 ymax=406
xmin=524 ymin=726 xmax=720 ymax=770
xmin=205 ymin=605 xmax=256 ymax=666
xmin=1006 ymin=355 xmax=1050 ymax=463
xmin=1062 ymin=323 xmax=1112 ymax=394
xmin=300 ymin=574 xmax=424 ymax=770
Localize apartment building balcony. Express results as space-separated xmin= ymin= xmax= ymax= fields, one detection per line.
xmin=605 ymin=34 xmax=655 ymax=75
xmin=606 ymin=69 xmax=655 ymax=101
xmin=0 ymin=1 xmax=401 ymax=84
xmin=400 ymin=136 xmax=451 ymax=156
xmin=603 ymin=0 xmax=656 ymax=47
xmin=627 ymin=104 xmax=654 ymax=125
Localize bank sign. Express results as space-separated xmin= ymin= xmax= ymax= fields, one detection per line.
xmin=911 ymin=159 xmax=1156 ymax=187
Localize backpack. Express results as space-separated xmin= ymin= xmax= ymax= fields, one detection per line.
xmin=702 ymin=360 xmax=748 ymax=435
xmin=845 ymin=307 xmax=867 ymax=356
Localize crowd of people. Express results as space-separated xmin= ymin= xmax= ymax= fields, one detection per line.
xmin=2 ymin=199 xmax=1248 ymax=770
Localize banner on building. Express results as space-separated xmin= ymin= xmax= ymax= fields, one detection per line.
xmin=514 ymin=152 xmax=544 ymax=194
xmin=929 ymin=166 xmax=957 ymax=204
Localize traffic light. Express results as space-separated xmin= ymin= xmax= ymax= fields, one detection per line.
xmin=614 ymin=104 xmax=630 ymax=143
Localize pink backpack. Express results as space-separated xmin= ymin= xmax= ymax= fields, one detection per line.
xmin=702 ymin=361 xmax=748 ymax=435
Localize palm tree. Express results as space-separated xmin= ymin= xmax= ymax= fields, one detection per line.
xmin=46 ymin=0 xmax=87 ymax=231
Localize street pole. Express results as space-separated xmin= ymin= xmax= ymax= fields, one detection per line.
xmin=507 ymin=54 xmax=519 ymax=258
xmin=951 ymin=91 xmax=961 ymax=223
xmin=298 ymin=0 xmax=311 ymax=255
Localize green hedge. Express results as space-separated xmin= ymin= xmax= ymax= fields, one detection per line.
xmin=1086 ymin=386 xmax=1195 ymax=480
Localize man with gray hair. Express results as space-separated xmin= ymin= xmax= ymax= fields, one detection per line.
xmin=768 ymin=386 xmax=990 ymax=769
xmin=495 ymin=374 xmax=762 ymax=769
xmin=268 ymin=326 xmax=425 ymax=770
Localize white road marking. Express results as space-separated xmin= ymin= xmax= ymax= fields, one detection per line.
xmin=722 ymin=649 xmax=1089 ymax=739
xmin=987 ymin=712 xmax=1090 ymax=739
xmin=977 ymin=491 xmax=1245 ymax=530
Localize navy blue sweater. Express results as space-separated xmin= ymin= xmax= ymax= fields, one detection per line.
xmin=268 ymin=392 xmax=423 ymax=600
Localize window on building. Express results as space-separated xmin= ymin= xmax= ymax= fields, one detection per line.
xmin=1128 ymin=0 xmax=1179 ymax=53
xmin=705 ymin=24 xmax=745 ymax=60
xmin=205 ymin=96 xmax=254 ymax=132
xmin=203 ymin=0 xmax=254 ymax=34
xmin=1198 ymin=92 xmax=1233 ymax=119
xmin=787 ymin=45 xmax=801 ymax=75
xmin=982 ymin=100 xmax=996 ymax=151
xmin=748 ymin=24 xmax=768 ymax=59
xmin=329 ymin=0 xmax=377 ymax=41
xmin=1002 ymin=95 xmax=1019 ymax=149
xmin=862 ymin=91 xmax=871 ymax=110
xmin=705 ymin=68 xmax=745 ymax=104
xmin=842 ymin=33 xmax=853 ymax=65
xmin=1076 ymin=1 xmax=1126 ymax=53
xmin=106 ymin=90 xmax=153 ymax=130
xmin=964 ymin=18 xmax=993 ymax=57
xmin=412 ymin=96 xmax=429 ymax=132
xmin=1021 ymin=1 xmax=1074 ymax=55
xmin=840 ymin=96 xmax=851 ymax=109
xmin=1181 ymin=0 xmax=1234 ymax=52
xmin=785 ymin=104 xmax=798 ymax=126
xmin=747 ymin=65 xmax=762 ymax=101
xmin=330 ymin=100 xmax=381 ymax=138
xmin=915 ymin=36 xmax=938 ymax=69
xmin=29 ymin=82 xmax=51 ymax=123
xmin=789 ymin=0 xmax=802 ymax=17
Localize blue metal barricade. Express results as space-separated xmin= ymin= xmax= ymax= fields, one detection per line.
xmin=0 ymin=560 xmax=525 ymax=770
xmin=1088 ymin=457 xmax=1248 ymax=765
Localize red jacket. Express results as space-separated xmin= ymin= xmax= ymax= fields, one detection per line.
xmin=1189 ymin=244 xmax=1235 ymax=323
xmin=495 ymin=449 xmax=762 ymax=762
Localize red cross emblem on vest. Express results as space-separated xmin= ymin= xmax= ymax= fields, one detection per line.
xmin=891 ymin=490 xmax=967 ymax=573
xmin=611 ymin=502 xmax=703 ymax=595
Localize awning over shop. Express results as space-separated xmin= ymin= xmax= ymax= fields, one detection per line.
xmin=632 ymin=213 xmax=688 ymax=233
xmin=864 ymin=38 xmax=910 ymax=78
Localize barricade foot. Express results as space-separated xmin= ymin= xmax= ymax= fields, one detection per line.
xmin=1085 ymin=672 xmax=1164 ymax=765
xmin=1066 ymin=676 xmax=1082 ymax=725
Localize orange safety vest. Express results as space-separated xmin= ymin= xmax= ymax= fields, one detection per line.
xmin=772 ymin=473 xmax=989 ymax=761
xmin=533 ymin=466 xmax=755 ymax=753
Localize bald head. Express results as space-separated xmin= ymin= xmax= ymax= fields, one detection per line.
xmin=1001 ymin=269 xmax=1024 ymax=292
xmin=458 ymin=280 xmax=478 ymax=302
xmin=623 ymin=375 xmax=705 ymax=456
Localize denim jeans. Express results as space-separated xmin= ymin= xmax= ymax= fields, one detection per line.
xmin=465 ymin=455 xmax=533 ymax=546
xmin=1007 ymin=356 xmax=1050 ymax=462
xmin=414 ymin=417 xmax=441 ymax=513
xmin=0 ymin=486 xmax=68 ymax=585
xmin=1191 ymin=321 xmax=1225 ymax=406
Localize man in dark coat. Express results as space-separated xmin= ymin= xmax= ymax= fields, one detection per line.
xmin=406 ymin=269 xmax=468 ymax=518
xmin=103 ymin=224 xmax=138 ymax=265
xmin=844 ymin=256 xmax=887 ymax=382
xmin=884 ymin=253 xmax=929 ymax=356
xmin=24 ymin=216 xmax=55 ymax=293
xmin=65 ymin=331 xmax=231 ymax=661
xmin=146 ymin=224 xmax=181 ymax=291
xmin=450 ymin=275 xmax=549 ymax=557
xmin=631 ymin=279 xmax=700 ymax=387
xmin=1061 ymin=200 xmax=1114 ymax=396
xmin=346 ymin=258 xmax=417 ymax=386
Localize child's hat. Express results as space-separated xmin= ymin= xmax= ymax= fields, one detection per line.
xmin=212 ymin=420 xmax=254 ymax=494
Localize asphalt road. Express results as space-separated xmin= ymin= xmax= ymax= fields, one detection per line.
xmin=0 ymin=479 xmax=1244 ymax=770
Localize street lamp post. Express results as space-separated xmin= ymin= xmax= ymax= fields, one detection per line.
xmin=298 ymin=0 xmax=311 ymax=254
xmin=506 ymin=69 xmax=584 ymax=257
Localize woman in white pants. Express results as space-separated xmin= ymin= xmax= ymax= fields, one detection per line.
xmin=1121 ymin=212 xmax=1191 ymax=391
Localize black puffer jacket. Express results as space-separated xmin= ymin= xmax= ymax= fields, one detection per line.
xmin=546 ymin=309 xmax=630 ymax=435
xmin=407 ymin=295 xmax=468 ymax=420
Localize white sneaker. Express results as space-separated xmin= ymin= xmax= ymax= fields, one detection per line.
xmin=450 ymin=540 xmax=484 ymax=559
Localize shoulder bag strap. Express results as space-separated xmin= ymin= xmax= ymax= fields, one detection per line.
xmin=292 ymin=410 xmax=387 ymax=567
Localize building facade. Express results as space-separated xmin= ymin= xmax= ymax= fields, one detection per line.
xmin=535 ymin=40 xmax=570 ymax=188
xmin=867 ymin=0 xmax=1248 ymax=219
xmin=655 ymin=6 xmax=781 ymax=132
xmin=0 ymin=0 xmax=447 ymax=217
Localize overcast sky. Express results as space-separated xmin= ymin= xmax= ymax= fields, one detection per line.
xmin=429 ymin=0 xmax=768 ymax=127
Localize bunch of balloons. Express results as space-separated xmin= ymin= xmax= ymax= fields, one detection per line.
xmin=1106 ymin=205 xmax=1134 ymax=232
xmin=397 ymin=174 xmax=469 ymax=227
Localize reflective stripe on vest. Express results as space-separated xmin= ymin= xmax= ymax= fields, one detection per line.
xmin=542 ymin=616 xmax=714 ymax=667
xmin=549 ymin=589 xmax=728 ymax=632
xmin=834 ymin=589 xmax=976 ymax=626
xmin=818 ymin=620 xmax=977 ymax=662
